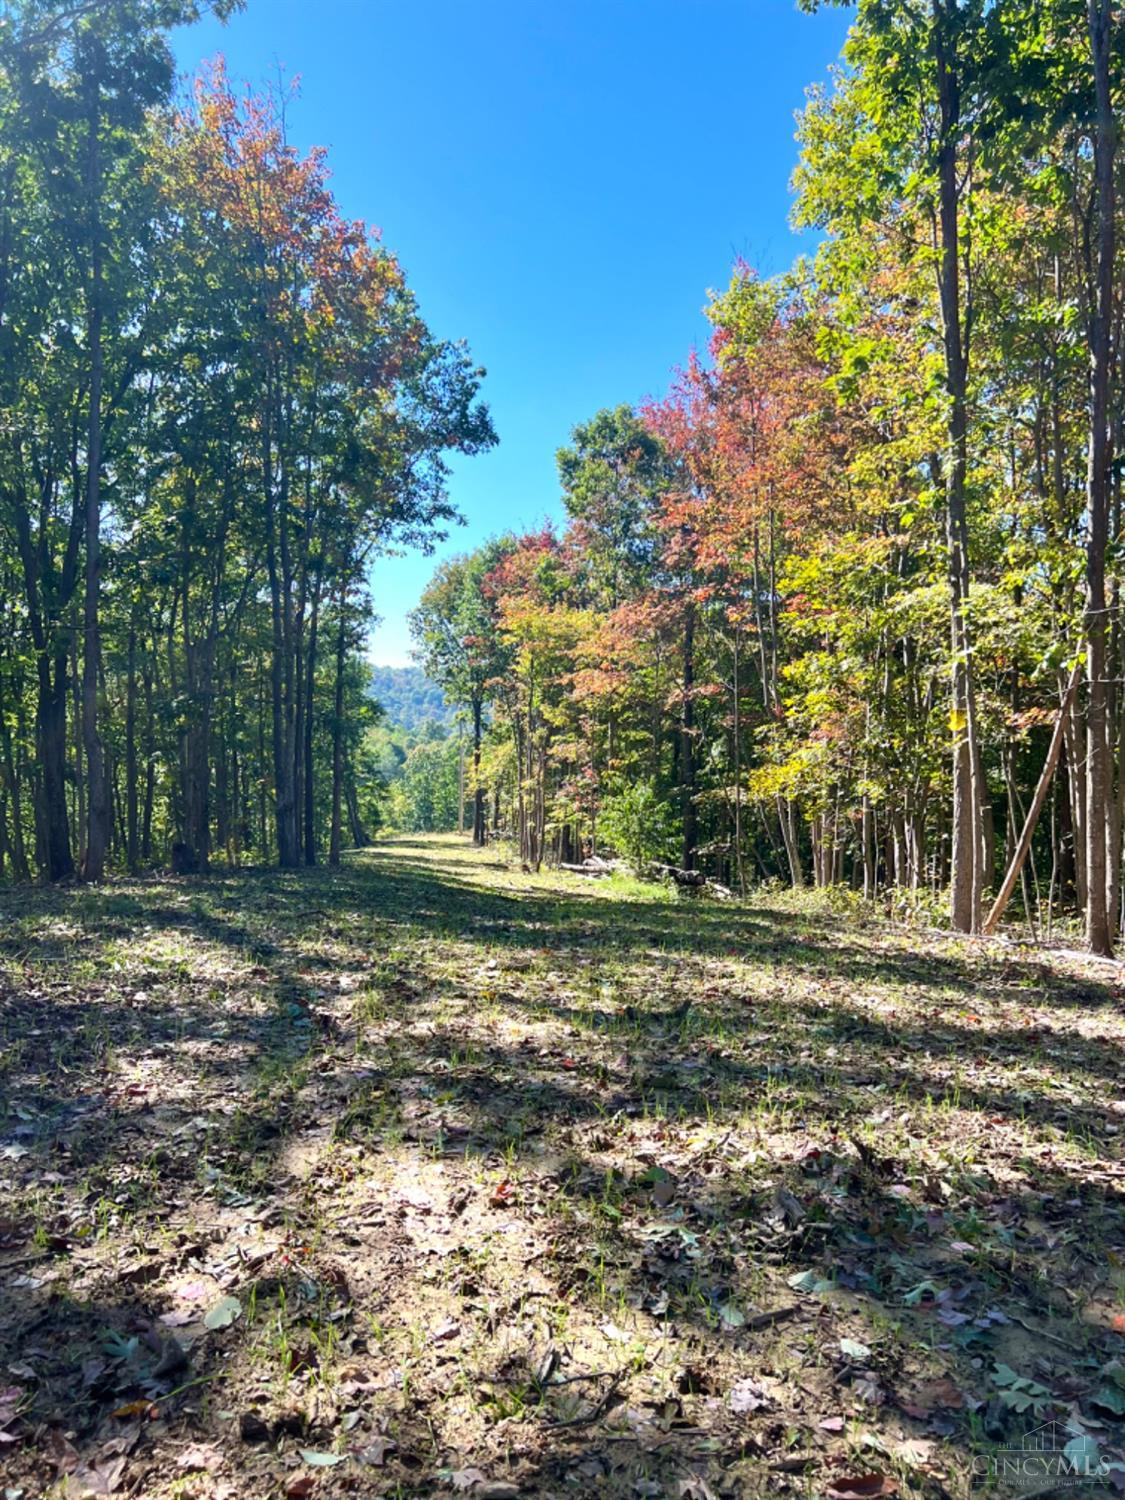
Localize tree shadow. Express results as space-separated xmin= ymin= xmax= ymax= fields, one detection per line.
xmin=1 ymin=838 xmax=1123 ymax=1496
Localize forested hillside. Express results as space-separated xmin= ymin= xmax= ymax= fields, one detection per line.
xmin=368 ymin=664 xmax=455 ymax=730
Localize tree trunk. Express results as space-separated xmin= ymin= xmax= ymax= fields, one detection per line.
xmin=0 ymin=670 xmax=29 ymax=882
xmin=80 ymin=58 xmax=109 ymax=883
xmin=680 ymin=601 xmax=697 ymax=870
xmin=1083 ymin=0 xmax=1116 ymax=956
xmin=141 ymin=655 xmax=155 ymax=864
xmin=263 ymin=378 xmax=299 ymax=868
xmin=934 ymin=16 xmax=983 ymax=933
xmin=732 ymin=626 xmax=744 ymax=894
xmin=125 ymin=627 xmax=139 ymax=873
xmin=303 ymin=580 xmax=320 ymax=866
xmin=36 ymin=644 xmax=74 ymax=881
xmin=472 ymin=695 xmax=486 ymax=845
xmin=329 ymin=579 xmax=347 ymax=867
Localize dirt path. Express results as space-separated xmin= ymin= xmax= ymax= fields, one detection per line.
xmin=1 ymin=834 xmax=1123 ymax=1497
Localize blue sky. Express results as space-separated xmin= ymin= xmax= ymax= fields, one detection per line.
xmin=173 ymin=0 xmax=852 ymax=667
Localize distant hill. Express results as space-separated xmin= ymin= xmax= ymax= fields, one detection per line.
xmin=369 ymin=664 xmax=455 ymax=730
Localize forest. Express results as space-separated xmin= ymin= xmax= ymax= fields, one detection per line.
xmin=1 ymin=2 xmax=1124 ymax=1499
xmin=412 ymin=0 xmax=1123 ymax=953
xmin=0 ymin=0 xmax=494 ymax=888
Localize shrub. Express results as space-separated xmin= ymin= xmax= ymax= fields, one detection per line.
xmin=598 ymin=780 xmax=680 ymax=874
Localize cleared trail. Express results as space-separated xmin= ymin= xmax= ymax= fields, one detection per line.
xmin=1 ymin=834 xmax=1123 ymax=1497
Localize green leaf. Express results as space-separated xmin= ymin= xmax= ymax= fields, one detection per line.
xmin=299 ymin=1450 xmax=344 ymax=1467
xmin=1092 ymin=1385 xmax=1125 ymax=1417
xmin=1063 ymin=1435 xmax=1102 ymax=1475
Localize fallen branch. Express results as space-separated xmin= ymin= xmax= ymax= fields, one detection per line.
xmin=983 ymin=661 xmax=1082 ymax=935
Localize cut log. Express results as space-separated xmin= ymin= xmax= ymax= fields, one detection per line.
xmin=652 ymin=862 xmax=708 ymax=887
xmin=651 ymin=863 xmax=733 ymax=898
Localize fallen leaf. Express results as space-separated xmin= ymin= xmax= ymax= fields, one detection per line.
xmin=356 ymin=1437 xmax=396 ymax=1466
xmin=238 ymin=1412 xmax=270 ymax=1443
xmin=451 ymin=1470 xmax=488 ymax=1492
xmin=825 ymin=1478 xmax=898 ymax=1499
xmin=600 ymin=1320 xmax=631 ymax=1343
xmin=820 ymin=1415 xmax=846 ymax=1432
xmin=69 ymin=1455 xmax=128 ymax=1496
xmin=840 ymin=1337 xmax=872 ymax=1361
xmin=299 ymin=1450 xmax=343 ymax=1467
xmin=906 ymin=1377 xmax=963 ymax=1415
xmin=178 ymin=1444 xmax=223 ymax=1473
xmin=203 ymin=1295 xmax=242 ymax=1331
xmin=729 ymin=1377 xmax=768 ymax=1414
xmin=110 ymin=1400 xmax=154 ymax=1420
xmin=45 ymin=1429 xmax=80 ymax=1473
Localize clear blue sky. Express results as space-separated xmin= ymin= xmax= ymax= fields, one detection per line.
xmin=173 ymin=0 xmax=852 ymax=667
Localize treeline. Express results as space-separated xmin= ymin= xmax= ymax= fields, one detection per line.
xmin=0 ymin=1 xmax=493 ymax=881
xmin=413 ymin=0 xmax=1122 ymax=948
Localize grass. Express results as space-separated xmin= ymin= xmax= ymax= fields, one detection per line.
xmin=0 ymin=832 xmax=1123 ymax=1498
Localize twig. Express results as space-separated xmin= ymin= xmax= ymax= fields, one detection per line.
xmin=544 ymin=1372 xmax=625 ymax=1429
xmin=537 ymin=1370 xmax=619 ymax=1388
xmin=1006 ymin=1310 xmax=1074 ymax=1349
xmin=746 ymin=1305 xmax=798 ymax=1330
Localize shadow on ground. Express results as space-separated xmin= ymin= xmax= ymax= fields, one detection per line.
xmin=1 ymin=833 xmax=1123 ymax=1498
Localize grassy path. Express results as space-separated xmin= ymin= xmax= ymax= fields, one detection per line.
xmin=1 ymin=833 xmax=1124 ymax=1497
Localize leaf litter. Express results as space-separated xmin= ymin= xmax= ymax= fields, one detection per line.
xmin=0 ymin=833 xmax=1123 ymax=1495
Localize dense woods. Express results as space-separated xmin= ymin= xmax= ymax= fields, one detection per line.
xmin=0 ymin=0 xmax=493 ymax=884
xmin=413 ymin=0 xmax=1123 ymax=949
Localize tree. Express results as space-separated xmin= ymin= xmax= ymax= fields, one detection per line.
xmin=410 ymin=537 xmax=514 ymax=844
xmin=796 ymin=0 xmax=994 ymax=929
